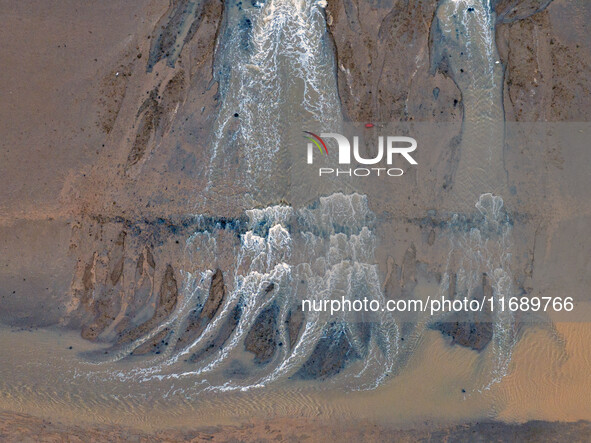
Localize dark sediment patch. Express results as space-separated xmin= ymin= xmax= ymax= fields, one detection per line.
xmin=188 ymin=304 xmax=242 ymax=363
xmin=80 ymin=290 xmax=122 ymax=341
xmin=146 ymin=0 xmax=223 ymax=72
xmin=175 ymin=268 xmax=226 ymax=350
xmin=80 ymin=214 xmax=248 ymax=242
xmin=293 ymin=326 xmax=360 ymax=380
xmin=222 ymin=359 xmax=250 ymax=379
xmin=125 ymin=70 xmax=186 ymax=172
xmin=125 ymin=90 xmax=159 ymax=169
xmin=244 ymin=301 xmax=279 ymax=365
xmin=130 ymin=327 xmax=172 ymax=356
xmin=117 ymin=264 xmax=179 ymax=344
xmin=146 ymin=0 xmax=196 ymax=71
xmin=79 ymin=231 xmax=127 ymax=341
xmin=431 ymin=273 xmax=495 ymax=351
xmin=432 ymin=321 xmax=494 ymax=352
xmin=97 ymin=64 xmax=132 ymax=134
xmin=494 ymin=0 xmax=553 ymax=24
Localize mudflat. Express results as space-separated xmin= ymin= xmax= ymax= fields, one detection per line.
xmin=1 ymin=0 xmax=590 ymax=440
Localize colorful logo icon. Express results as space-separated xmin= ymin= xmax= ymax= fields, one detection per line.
xmin=303 ymin=131 xmax=328 ymax=156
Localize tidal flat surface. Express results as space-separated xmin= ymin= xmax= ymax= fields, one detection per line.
xmin=1 ymin=0 xmax=591 ymax=440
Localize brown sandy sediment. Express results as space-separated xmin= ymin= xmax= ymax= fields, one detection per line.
xmin=60 ymin=0 xmax=227 ymax=348
xmin=494 ymin=0 xmax=554 ymax=25
xmin=325 ymin=0 xmax=463 ymax=123
xmin=0 ymin=410 xmax=589 ymax=442
xmin=496 ymin=1 xmax=591 ymax=122
xmin=118 ymin=263 xmax=179 ymax=344
xmin=286 ymin=305 xmax=305 ymax=350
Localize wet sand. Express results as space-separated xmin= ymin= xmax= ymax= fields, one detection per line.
xmin=1 ymin=323 xmax=590 ymax=435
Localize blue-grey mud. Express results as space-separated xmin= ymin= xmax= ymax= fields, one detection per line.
xmin=1 ymin=0 xmax=591 ymax=440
